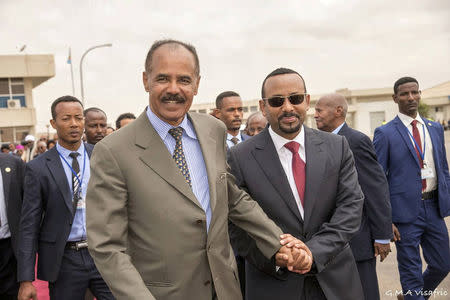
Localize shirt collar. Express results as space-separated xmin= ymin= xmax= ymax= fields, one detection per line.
xmin=146 ymin=106 xmax=197 ymax=140
xmin=56 ymin=142 xmax=84 ymax=158
xmin=398 ymin=112 xmax=424 ymax=127
xmin=268 ymin=125 xmax=305 ymax=152
xmin=227 ymin=132 xmax=242 ymax=142
xmin=331 ymin=122 xmax=346 ymax=135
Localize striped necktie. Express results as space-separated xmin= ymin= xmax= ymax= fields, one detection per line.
xmin=168 ymin=127 xmax=192 ymax=187
xmin=69 ymin=152 xmax=81 ymax=213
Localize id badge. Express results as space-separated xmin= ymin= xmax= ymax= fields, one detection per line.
xmin=421 ymin=168 xmax=434 ymax=179
xmin=76 ymin=196 xmax=86 ymax=209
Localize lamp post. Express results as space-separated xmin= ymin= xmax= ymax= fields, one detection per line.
xmin=79 ymin=43 xmax=112 ymax=106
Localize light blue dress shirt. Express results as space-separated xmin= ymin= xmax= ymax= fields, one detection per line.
xmin=332 ymin=122 xmax=389 ymax=245
xmin=56 ymin=142 xmax=90 ymax=241
xmin=146 ymin=107 xmax=212 ymax=230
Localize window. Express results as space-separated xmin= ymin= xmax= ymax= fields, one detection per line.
xmin=243 ymin=107 xmax=249 ymax=112
xmin=370 ymin=112 xmax=385 ymax=135
xmin=0 ymin=78 xmax=26 ymax=108
xmin=250 ymin=106 xmax=258 ymax=112
xmin=198 ymin=109 xmax=206 ymax=114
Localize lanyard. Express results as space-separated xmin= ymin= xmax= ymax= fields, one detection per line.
xmin=407 ymin=122 xmax=426 ymax=162
xmin=57 ymin=148 xmax=87 ymax=197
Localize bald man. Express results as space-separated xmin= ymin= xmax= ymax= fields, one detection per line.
xmin=245 ymin=112 xmax=267 ymax=136
xmin=314 ymin=94 xmax=393 ymax=300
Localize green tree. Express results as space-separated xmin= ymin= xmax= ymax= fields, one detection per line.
xmin=419 ymin=102 xmax=430 ymax=119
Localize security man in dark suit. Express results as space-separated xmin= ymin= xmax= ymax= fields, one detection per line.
xmin=17 ymin=96 xmax=113 ymax=300
xmin=0 ymin=153 xmax=25 ymax=299
xmin=213 ymin=91 xmax=250 ymax=148
xmin=314 ymin=93 xmax=393 ymax=300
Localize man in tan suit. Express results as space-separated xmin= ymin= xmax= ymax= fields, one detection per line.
xmin=86 ymin=39 xmax=311 ymax=300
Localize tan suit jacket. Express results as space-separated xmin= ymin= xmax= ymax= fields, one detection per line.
xmin=86 ymin=111 xmax=283 ymax=300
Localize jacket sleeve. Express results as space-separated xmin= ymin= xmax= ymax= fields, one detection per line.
xmin=17 ymin=164 xmax=43 ymax=282
xmin=227 ymin=148 xmax=284 ymax=278
xmin=373 ymin=127 xmax=390 ymax=176
xmin=353 ymin=134 xmax=392 ymax=240
xmin=86 ymin=141 xmax=156 ymax=300
xmin=225 ymin=140 xmax=283 ymax=264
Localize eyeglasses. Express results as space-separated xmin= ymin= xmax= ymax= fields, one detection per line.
xmin=263 ymin=93 xmax=307 ymax=107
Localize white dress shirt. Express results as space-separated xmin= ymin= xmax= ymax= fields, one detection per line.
xmin=398 ymin=113 xmax=437 ymax=192
xmin=268 ymin=126 xmax=306 ymax=218
xmin=0 ymin=169 xmax=11 ymax=239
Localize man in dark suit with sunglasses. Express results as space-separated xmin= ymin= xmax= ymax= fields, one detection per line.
xmin=229 ymin=68 xmax=364 ymax=299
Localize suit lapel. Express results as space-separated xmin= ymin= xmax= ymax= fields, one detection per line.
xmin=394 ymin=116 xmax=421 ymax=167
xmin=135 ymin=112 xmax=202 ymax=210
xmin=252 ymin=129 xmax=303 ymax=223
xmin=45 ymin=148 xmax=73 ymax=214
xmin=0 ymin=159 xmax=11 ymax=209
xmin=303 ymin=127 xmax=326 ymax=228
xmin=423 ymin=118 xmax=440 ymax=170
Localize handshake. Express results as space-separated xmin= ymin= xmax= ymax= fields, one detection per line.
xmin=276 ymin=234 xmax=313 ymax=274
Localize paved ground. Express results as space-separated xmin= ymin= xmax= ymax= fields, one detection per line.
xmin=377 ymin=130 xmax=450 ymax=299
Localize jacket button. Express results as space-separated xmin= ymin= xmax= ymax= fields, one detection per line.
xmin=204 ymin=280 xmax=211 ymax=286
xmin=196 ymin=220 xmax=203 ymax=225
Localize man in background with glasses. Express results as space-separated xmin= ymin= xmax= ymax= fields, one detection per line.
xmin=229 ymin=67 xmax=364 ymax=299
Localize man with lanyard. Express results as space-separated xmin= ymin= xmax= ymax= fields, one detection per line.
xmin=374 ymin=77 xmax=450 ymax=300
xmin=17 ymin=96 xmax=113 ymax=300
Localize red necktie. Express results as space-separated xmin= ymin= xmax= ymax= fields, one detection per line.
xmin=411 ymin=120 xmax=426 ymax=191
xmin=284 ymin=141 xmax=305 ymax=206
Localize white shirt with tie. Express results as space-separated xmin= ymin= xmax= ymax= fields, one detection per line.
xmin=268 ymin=125 xmax=306 ymax=219
xmin=398 ymin=112 xmax=437 ymax=193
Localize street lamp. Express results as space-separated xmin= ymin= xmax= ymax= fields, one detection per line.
xmin=79 ymin=43 xmax=112 ymax=105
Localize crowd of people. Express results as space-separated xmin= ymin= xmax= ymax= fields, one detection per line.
xmin=0 ymin=39 xmax=449 ymax=300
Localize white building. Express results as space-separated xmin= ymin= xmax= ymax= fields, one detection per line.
xmin=0 ymin=54 xmax=55 ymax=143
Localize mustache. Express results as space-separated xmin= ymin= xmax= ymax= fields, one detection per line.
xmin=278 ymin=112 xmax=299 ymax=121
xmin=161 ymin=94 xmax=186 ymax=103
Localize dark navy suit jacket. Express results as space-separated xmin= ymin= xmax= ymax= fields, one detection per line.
xmin=0 ymin=153 xmax=25 ymax=256
xmin=338 ymin=123 xmax=392 ymax=261
xmin=17 ymin=144 xmax=93 ymax=282
xmin=373 ymin=116 xmax=450 ymax=223
xmin=228 ymin=127 xmax=364 ymax=300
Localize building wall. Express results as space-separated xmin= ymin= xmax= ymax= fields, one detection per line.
xmin=0 ymin=54 xmax=54 ymax=143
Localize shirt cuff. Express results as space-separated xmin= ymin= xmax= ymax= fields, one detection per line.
xmin=374 ymin=239 xmax=390 ymax=244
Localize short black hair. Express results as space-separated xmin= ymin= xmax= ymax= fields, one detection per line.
xmin=1 ymin=144 xmax=9 ymax=151
xmin=394 ymin=77 xmax=419 ymax=94
xmin=145 ymin=39 xmax=200 ymax=76
xmin=215 ymin=91 xmax=240 ymax=109
xmin=116 ymin=112 xmax=136 ymax=129
xmin=83 ymin=107 xmax=106 ymax=118
xmin=261 ymin=67 xmax=307 ymax=99
xmin=51 ymin=95 xmax=83 ymax=119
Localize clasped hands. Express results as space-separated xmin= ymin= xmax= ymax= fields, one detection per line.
xmin=275 ymin=234 xmax=313 ymax=274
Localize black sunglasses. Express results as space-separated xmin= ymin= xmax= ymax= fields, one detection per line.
xmin=263 ymin=93 xmax=307 ymax=107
